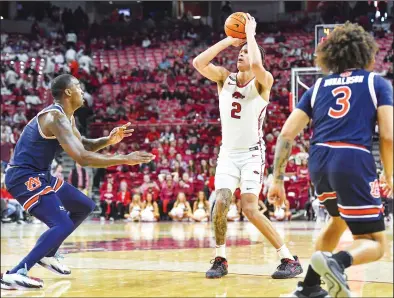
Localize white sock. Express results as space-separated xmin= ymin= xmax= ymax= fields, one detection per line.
xmin=215 ymin=244 xmax=226 ymax=259
xmin=276 ymin=244 xmax=295 ymax=260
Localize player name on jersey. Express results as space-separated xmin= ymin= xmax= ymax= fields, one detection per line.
xmin=324 ymin=75 xmax=364 ymax=87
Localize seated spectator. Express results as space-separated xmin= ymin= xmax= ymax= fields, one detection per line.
xmin=297 ymin=158 xmax=309 ymax=181
xmin=13 ymin=110 xmax=28 ymax=125
xmin=1 ymin=182 xmax=24 ymax=224
xmin=1 ymin=134 xmax=13 ymax=169
xmin=145 ymin=127 xmax=160 ymax=143
xmin=227 ymin=195 xmax=240 ymax=221
xmin=116 ymin=180 xmax=131 ymax=219
xmin=160 ymin=174 xmax=179 ymax=215
xmin=142 ymin=37 xmax=151 ymax=48
xmin=272 ymin=199 xmax=291 ymax=221
xmin=126 ymin=194 xmax=143 ymax=222
xmin=68 ymin=162 xmax=89 ymax=195
xmin=100 ymin=183 xmax=117 ymax=221
xmin=285 ymin=157 xmax=297 ymax=178
xmin=160 ymin=125 xmax=175 ymax=142
xmin=191 ymin=191 xmax=209 ymax=222
xmin=140 ymin=174 xmax=160 ymax=195
xmin=141 ymin=192 xmax=160 ymax=222
xmin=169 ymin=192 xmax=192 ymax=222
xmin=178 ymin=172 xmax=194 ymax=199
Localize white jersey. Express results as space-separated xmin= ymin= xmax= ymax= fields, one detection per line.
xmin=219 ymin=73 xmax=268 ymax=150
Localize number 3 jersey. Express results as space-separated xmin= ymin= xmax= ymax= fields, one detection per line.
xmin=297 ymin=69 xmax=393 ymax=150
xmin=219 ymin=73 xmax=269 ymax=150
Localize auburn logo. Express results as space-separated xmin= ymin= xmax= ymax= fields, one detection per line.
xmin=369 ymin=179 xmax=380 ymax=199
xmin=25 ymin=177 xmax=42 ymax=192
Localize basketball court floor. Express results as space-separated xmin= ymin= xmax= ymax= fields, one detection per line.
xmin=1 ymin=220 xmax=393 ymax=297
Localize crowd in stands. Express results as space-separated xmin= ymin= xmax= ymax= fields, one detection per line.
xmin=1 ymin=3 xmax=393 ymax=224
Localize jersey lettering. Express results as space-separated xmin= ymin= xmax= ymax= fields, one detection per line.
xmin=328 ymin=86 xmax=351 ymax=119
xmin=25 ymin=177 xmax=42 ymax=192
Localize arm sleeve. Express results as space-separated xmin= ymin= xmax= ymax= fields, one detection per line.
xmin=295 ymin=86 xmax=314 ymax=118
xmin=375 ymin=75 xmax=393 ymax=107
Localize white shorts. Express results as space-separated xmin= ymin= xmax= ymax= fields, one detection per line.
xmin=215 ymin=145 xmax=265 ymax=197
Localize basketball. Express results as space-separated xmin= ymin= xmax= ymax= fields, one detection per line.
xmin=224 ymin=12 xmax=247 ymax=39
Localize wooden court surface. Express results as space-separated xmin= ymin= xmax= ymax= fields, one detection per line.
xmin=1 ymin=220 xmax=393 ymax=297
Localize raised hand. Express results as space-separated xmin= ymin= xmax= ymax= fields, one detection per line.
xmin=245 ymin=13 xmax=257 ymax=37
xmin=108 ymin=122 xmax=134 ymax=145
xmin=125 ymin=151 xmax=155 ymax=166
xmin=226 ymin=36 xmax=246 ymax=47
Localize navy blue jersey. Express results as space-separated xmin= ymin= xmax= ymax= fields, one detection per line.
xmin=9 ymin=104 xmax=69 ymax=171
xmin=297 ymin=69 xmax=393 ymax=150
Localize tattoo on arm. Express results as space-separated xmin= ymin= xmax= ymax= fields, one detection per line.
xmin=81 ymin=137 xmax=111 ymax=152
xmin=273 ymin=135 xmax=293 ymax=182
xmin=212 ymin=188 xmax=232 ymax=245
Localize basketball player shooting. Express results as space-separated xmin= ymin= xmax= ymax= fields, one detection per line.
xmin=1 ymin=74 xmax=155 ymax=290
xmin=268 ymin=22 xmax=393 ymax=298
xmin=193 ymin=13 xmax=302 ymax=279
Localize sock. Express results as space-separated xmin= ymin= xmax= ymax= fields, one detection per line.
xmin=304 ymin=265 xmax=321 ymax=287
xmin=215 ymin=244 xmax=226 ymax=259
xmin=332 ymin=251 xmax=353 ymax=269
xmin=276 ymin=244 xmax=295 ymax=260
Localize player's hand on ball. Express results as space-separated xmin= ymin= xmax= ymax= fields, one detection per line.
xmin=267 ymin=182 xmax=287 ymax=207
xmin=245 ymin=13 xmax=257 ymax=36
xmin=108 ymin=122 xmax=134 ymax=145
xmin=226 ymin=36 xmax=246 ymax=47
xmin=126 ymin=151 xmax=155 ymax=165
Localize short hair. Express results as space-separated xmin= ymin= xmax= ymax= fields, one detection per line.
xmin=315 ymin=22 xmax=378 ymax=74
xmin=51 ymin=74 xmax=74 ymax=100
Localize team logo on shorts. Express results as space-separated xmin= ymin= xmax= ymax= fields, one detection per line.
xmin=369 ymin=179 xmax=380 ymax=198
xmin=25 ymin=177 xmax=42 ymax=192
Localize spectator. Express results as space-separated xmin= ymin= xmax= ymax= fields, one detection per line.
xmin=5 ymin=66 xmax=18 ymax=89
xmin=160 ymin=125 xmax=175 ymax=142
xmin=227 ymin=195 xmax=240 ymax=221
xmin=145 ymin=127 xmax=160 ymax=143
xmin=140 ymin=174 xmax=160 ymax=195
xmin=126 ymin=194 xmax=142 ymax=222
xmin=169 ymin=192 xmax=192 ymax=222
xmin=160 ymin=174 xmax=179 ymax=216
xmin=1 ymin=134 xmax=13 ymax=169
xmin=52 ymin=163 xmax=64 ymax=180
xmin=141 ymin=192 xmax=160 ymax=222
xmin=191 ymin=191 xmax=209 ymax=222
xmin=100 ymin=183 xmax=116 ymax=221
xmin=68 ymin=162 xmax=89 ymax=195
xmin=142 ymin=37 xmax=151 ymax=48
xmin=1 ymin=183 xmax=24 ymax=224
xmin=116 ymin=180 xmax=131 ymax=219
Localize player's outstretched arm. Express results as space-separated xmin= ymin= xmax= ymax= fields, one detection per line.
xmin=72 ymin=118 xmax=134 ymax=152
xmin=244 ymin=14 xmax=273 ymax=91
xmin=192 ymin=37 xmax=244 ymax=83
xmin=45 ymin=112 xmax=154 ymax=168
xmin=268 ymin=109 xmax=310 ymax=205
xmin=377 ymin=105 xmax=393 ymax=190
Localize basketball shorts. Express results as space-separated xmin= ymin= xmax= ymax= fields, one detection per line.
xmin=308 ymin=143 xmax=385 ymax=235
xmin=215 ymin=145 xmax=265 ymax=197
xmin=4 ymin=166 xmax=94 ymax=215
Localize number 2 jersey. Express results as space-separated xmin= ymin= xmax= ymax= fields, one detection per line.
xmin=297 ymin=69 xmax=393 ymax=150
xmin=219 ymin=73 xmax=268 ymax=150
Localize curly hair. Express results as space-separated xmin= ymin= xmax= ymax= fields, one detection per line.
xmin=315 ymin=22 xmax=378 ymax=74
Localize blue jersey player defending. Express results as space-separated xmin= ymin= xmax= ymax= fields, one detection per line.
xmin=268 ymin=22 xmax=393 ymax=298
xmin=1 ymin=74 xmax=155 ymax=290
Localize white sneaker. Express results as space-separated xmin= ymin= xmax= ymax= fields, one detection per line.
xmin=37 ymin=253 xmax=71 ymax=275
xmin=110 ymin=217 xmax=114 ymax=221
xmin=100 ymin=216 xmax=105 ymax=222
xmin=1 ymin=266 xmax=44 ymax=290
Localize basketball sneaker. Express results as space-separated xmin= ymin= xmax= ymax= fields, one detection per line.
xmin=206 ymin=257 xmax=228 ymax=279
xmin=272 ymin=256 xmax=303 ymax=279
xmin=311 ymin=251 xmax=351 ymax=298
xmin=38 ymin=253 xmax=71 ymax=275
xmin=290 ymin=281 xmax=329 ymax=298
xmin=1 ymin=266 xmax=44 ymax=290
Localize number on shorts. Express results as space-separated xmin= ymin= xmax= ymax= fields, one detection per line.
xmin=328 ymin=86 xmax=352 ymax=119
xmin=231 ymin=102 xmax=241 ymax=119
xmin=25 ymin=177 xmax=42 ymax=192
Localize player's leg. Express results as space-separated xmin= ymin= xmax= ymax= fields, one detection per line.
xmin=239 ymin=150 xmax=302 ymax=279
xmin=310 ymin=149 xmax=386 ymax=298
xmin=2 ymin=193 xmax=74 ymax=289
xmin=206 ymin=149 xmax=239 ymax=279
xmin=41 ymin=180 xmax=95 ymax=267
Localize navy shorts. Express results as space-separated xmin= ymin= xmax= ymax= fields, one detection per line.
xmin=308 ymin=143 xmax=385 ymax=235
xmin=4 ymin=166 xmax=94 ymax=214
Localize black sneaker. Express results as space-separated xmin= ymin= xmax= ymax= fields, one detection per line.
xmin=311 ymin=251 xmax=351 ymax=298
xmin=206 ymin=257 xmax=228 ymax=279
xmin=272 ymin=255 xmax=303 ymax=279
xmin=291 ymin=281 xmax=329 ymax=298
